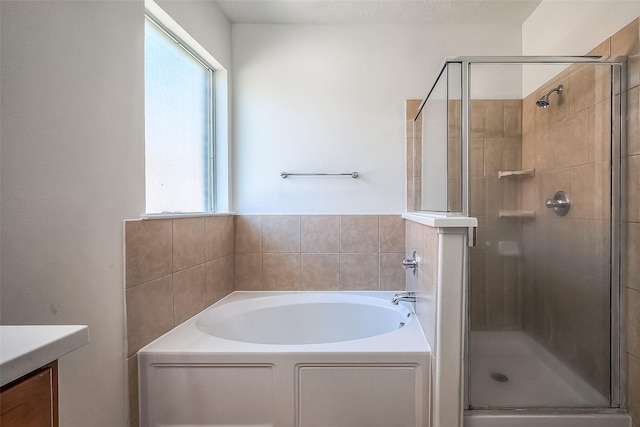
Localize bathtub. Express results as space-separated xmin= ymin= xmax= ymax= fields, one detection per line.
xmin=138 ymin=291 xmax=431 ymax=427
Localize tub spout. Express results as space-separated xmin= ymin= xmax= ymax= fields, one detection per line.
xmin=391 ymin=291 xmax=416 ymax=305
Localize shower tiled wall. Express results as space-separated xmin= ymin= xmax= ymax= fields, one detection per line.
xmin=407 ymin=99 xmax=422 ymax=211
xmin=124 ymin=215 xmax=235 ymax=427
xmin=234 ymin=214 xmax=406 ymax=291
xmin=519 ymin=64 xmax=611 ymax=396
xmin=468 ymin=100 xmax=523 ymax=331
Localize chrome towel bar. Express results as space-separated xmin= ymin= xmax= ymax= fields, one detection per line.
xmin=280 ymin=171 xmax=359 ymax=179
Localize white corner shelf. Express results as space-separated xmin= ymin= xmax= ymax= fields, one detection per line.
xmin=498 ymin=168 xmax=535 ymax=179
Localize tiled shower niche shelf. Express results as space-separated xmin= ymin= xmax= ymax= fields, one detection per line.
xmin=498 ymin=169 xmax=535 ymax=179
xmin=498 ymin=210 xmax=536 ymax=219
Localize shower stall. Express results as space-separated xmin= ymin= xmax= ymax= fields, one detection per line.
xmin=412 ymin=56 xmax=628 ymax=425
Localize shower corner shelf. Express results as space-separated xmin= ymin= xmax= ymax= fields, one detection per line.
xmin=499 ymin=210 xmax=536 ymax=219
xmin=498 ymin=168 xmax=535 ymax=179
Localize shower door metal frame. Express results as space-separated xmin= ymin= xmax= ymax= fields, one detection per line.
xmin=428 ymin=55 xmax=627 ymax=412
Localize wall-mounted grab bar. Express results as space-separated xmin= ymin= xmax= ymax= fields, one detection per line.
xmin=280 ymin=171 xmax=359 ymax=179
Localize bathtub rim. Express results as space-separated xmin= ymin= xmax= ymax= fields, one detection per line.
xmin=138 ymin=290 xmax=431 ymax=355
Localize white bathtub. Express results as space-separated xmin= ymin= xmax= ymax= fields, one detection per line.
xmin=138 ymin=291 xmax=431 ymax=427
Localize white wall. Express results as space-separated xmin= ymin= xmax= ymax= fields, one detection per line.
xmin=0 ymin=1 xmax=231 ymax=426
xmin=523 ymin=1 xmax=640 ymax=56
xmin=522 ymin=0 xmax=640 ymax=95
xmin=232 ymin=23 xmax=523 ymax=214
xmin=0 ymin=1 xmax=144 ymax=425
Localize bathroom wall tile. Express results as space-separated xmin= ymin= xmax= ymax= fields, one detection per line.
xmin=205 ymin=215 xmax=233 ymax=261
xmin=533 ymin=121 xmax=554 ymax=171
xmin=611 ymin=18 xmax=640 ymax=89
xmin=414 ymin=176 xmax=422 ymax=211
xmin=448 ymin=99 xmax=461 ymax=138
xmin=569 ymin=65 xmax=596 ymax=115
xmin=470 ymin=138 xmax=485 ymax=177
xmin=379 ymin=215 xmax=405 ymax=253
xmin=629 ymin=55 xmax=640 ymax=91
xmin=406 ymin=137 xmax=415 ymax=178
xmin=128 ymin=355 xmax=138 ymax=427
xmin=301 ymin=215 xmax=340 ymax=253
xmin=413 ymin=132 xmax=423 ymax=179
xmin=380 ymin=253 xmax=405 ymax=291
xmin=125 ymin=219 xmax=172 ymax=287
xmin=173 ymin=264 xmax=206 ymax=325
xmin=235 ymin=215 xmax=262 ymax=253
xmin=406 ymin=99 xmax=422 ymax=122
xmin=448 ymin=177 xmax=462 ymax=212
xmin=611 ymin=17 xmax=639 ymax=56
xmin=570 ymin=162 xmax=609 ymax=221
xmin=263 ymin=253 xmax=300 ymax=290
xmin=629 ymin=354 xmax=640 ymax=422
xmin=301 ymin=253 xmax=339 ymax=290
xmin=407 ymin=176 xmax=415 ymax=212
xmin=589 ymin=100 xmax=612 ymax=163
xmin=470 ymin=100 xmax=504 ymax=138
xmin=234 ymin=252 xmax=262 ymax=290
xmin=628 ymin=288 xmax=640 ymax=357
xmin=422 ymin=225 xmax=439 ymax=288
xmin=504 ymin=100 xmax=522 ymax=138
xmin=406 ymin=220 xmax=424 ymax=260
xmin=551 ymin=109 xmax=590 ymax=169
xmin=588 ymin=38 xmax=611 ymax=56
xmin=483 ymin=138 xmax=522 ymax=176
xmin=594 ymin=63 xmax=612 ymax=106
xmin=469 ymin=178 xmax=486 ymax=218
xmin=205 ymin=254 xmax=234 ymax=305
xmin=628 ymin=86 xmax=640 ymax=156
xmin=262 ymin=215 xmax=300 ymax=253
xmin=340 ymin=215 xmax=379 ymax=253
xmin=340 ymin=253 xmax=379 ymax=290
xmin=126 ymin=275 xmax=174 ymax=356
xmin=172 ymin=217 xmax=204 ymax=272
xmin=449 ymin=137 xmax=462 ymax=182
xmin=624 ymin=222 xmax=640 ymax=292
xmin=626 ymin=155 xmax=640 ymax=224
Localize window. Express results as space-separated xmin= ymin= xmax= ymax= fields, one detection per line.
xmin=144 ymin=17 xmax=214 ymax=213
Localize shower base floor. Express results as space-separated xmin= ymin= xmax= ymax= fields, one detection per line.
xmin=468 ymin=331 xmax=608 ymax=408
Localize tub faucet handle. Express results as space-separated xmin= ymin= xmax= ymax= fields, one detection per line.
xmin=391 ymin=291 xmax=416 ymax=305
xmin=402 ymin=251 xmax=418 ymax=276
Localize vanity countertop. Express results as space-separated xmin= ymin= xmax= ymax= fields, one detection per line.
xmin=0 ymin=325 xmax=89 ymax=387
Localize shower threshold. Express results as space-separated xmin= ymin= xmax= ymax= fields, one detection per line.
xmin=464 ymin=410 xmax=631 ymax=427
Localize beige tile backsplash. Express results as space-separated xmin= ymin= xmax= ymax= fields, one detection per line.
xmin=124 ymin=214 xmax=236 ymax=426
xmin=234 ymin=214 xmax=406 ymax=291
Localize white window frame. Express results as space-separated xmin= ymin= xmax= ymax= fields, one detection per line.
xmin=144 ymin=0 xmax=230 ymax=215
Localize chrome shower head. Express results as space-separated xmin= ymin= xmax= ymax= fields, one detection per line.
xmin=536 ymin=84 xmax=564 ymax=108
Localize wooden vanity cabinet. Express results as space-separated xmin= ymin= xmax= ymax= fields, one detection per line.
xmin=0 ymin=360 xmax=58 ymax=427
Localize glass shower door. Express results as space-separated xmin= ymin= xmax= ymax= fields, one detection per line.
xmin=466 ymin=60 xmax=622 ymax=409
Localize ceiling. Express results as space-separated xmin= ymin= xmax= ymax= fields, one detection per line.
xmin=213 ymin=0 xmax=543 ymax=25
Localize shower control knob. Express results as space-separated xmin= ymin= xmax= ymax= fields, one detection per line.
xmin=546 ymin=191 xmax=570 ymax=216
